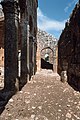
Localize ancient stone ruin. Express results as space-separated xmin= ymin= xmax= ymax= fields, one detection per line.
xmin=0 ymin=0 xmax=80 ymax=110
xmin=58 ymin=1 xmax=80 ymax=90
xmin=0 ymin=0 xmax=38 ymax=94
xmin=0 ymin=0 xmax=58 ymax=98
xmin=37 ymin=29 xmax=58 ymax=72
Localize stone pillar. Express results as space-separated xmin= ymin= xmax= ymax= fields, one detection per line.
xmin=20 ymin=15 xmax=28 ymax=88
xmin=29 ymin=36 xmax=33 ymax=80
xmin=55 ymin=46 xmax=58 ymax=73
xmin=53 ymin=46 xmax=58 ymax=73
xmin=1 ymin=0 xmax=19 ymax=91
xmin=32 ymin=37 xmax=37 ymax=75
xmin=27 ymin=24 xmax=30 ymax=81
xmin=34 ymin=40 xmax=37 ymax=74
xmin=36 ymin=43 xmax=41 ymax=72
xmin=32 ymin=38 xmax=35 ymax=75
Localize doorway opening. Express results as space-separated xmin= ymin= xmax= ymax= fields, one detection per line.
xmin=41 ymin=47 xmax=53 ymax=70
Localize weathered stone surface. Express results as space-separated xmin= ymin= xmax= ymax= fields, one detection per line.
xmin=37 ymin=29 xmax=58 ymax=72
xmin=0 ymin=48 xmax=4 ymax=67
xmin=1 ymin=0 xmax=19 ymax=91
xmin=61 ymin=71 xmax=67 ymax=83
xmin=0 ymin=70 xmax=80 ymax=120
xmin=0 ymin=0 xmax=38 ymax=91
xmin=58 ymin=2 xmax=80 ymax=90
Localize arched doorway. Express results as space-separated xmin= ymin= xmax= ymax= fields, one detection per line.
xmin=41 ymin=47 xmax=54 ymax=70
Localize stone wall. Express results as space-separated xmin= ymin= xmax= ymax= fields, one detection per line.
xmin=37 ymin=29 xmax=58 ymax=72
xmin=58 ymin=3 xmax=80 ymax=90
xmin=0 ymin=0 xmax=38 ymax=91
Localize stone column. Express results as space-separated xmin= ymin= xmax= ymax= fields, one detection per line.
xmin=20 ymin=15 xmax=28 ymax=88
xmin=34 ymin=40 xmax=37 ymax=74
xmin=36 ymin=43 xmax=41 ymax=72
xmin=1 ymin=0 xmax=19 ymax=91
xmin=53 ymin=46 xmax=58 ymax=73
xmin=31 ymin=37 xmax=36 ymax=75
xmin=54 ymin=46 xmax=58 ymax=73
xmin=29 ymin=36 xmax=33 ymax=80
xmin=32 ymin=38 xmax=35 ymax=75
xmin=27 ymin=24 xmax=30 ymax=81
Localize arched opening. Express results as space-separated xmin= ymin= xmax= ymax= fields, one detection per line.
xmin=41 ymin=47 xmax=53 ymax=70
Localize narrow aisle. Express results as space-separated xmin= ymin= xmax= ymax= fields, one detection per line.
xmin=0 ymin=70 xmax=80 ymax=120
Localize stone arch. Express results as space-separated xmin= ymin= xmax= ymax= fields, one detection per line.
xmin=41 ymin=46 xmax=54 ymax=53
xmin=40 ymin=47 xmax=54 ymax=71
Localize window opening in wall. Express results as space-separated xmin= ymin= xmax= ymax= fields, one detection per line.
xmin=45 ymin=53 xmax=49 ymax=62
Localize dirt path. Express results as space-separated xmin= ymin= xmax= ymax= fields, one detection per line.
xmin=0 ymin=69 xmax=80 ymax=120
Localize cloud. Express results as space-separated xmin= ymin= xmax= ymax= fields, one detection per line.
xmin=37 ymin=8 xmax=66 ymax=33
xmin=64 ymin=0 xmax=78 ymax=12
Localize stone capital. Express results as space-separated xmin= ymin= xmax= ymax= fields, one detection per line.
xmin=1 ymin=0 xmax=19 ymax=15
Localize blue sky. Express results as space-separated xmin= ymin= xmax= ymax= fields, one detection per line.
xmin=37 ymin=0 xmax=78 ymax=39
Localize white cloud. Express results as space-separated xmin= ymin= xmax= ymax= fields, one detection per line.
xmin=64 ymin=0 xmax=78 ymax=12
xmin=37 ymin=8 xmax=66 ymax=32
